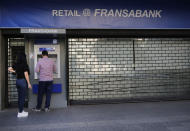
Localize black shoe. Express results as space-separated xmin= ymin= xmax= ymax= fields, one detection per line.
xmin=32 ymin=108 xmax=41 ymax=112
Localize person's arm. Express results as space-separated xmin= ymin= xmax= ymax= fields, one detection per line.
xmin=24 ymin=71 xmax=32 ymax=89
xmin=8 ymin=67 xmax=15 ymax=73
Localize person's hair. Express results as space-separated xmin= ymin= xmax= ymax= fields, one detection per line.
xmin=16 ymin=52 xmax=27 ymax=65
xmin=42 ymin=50 xmax=48 ymax=56
xmin=15 ymin=52 xmax=30 ymax=75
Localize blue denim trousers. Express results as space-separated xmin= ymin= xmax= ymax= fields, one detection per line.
xmin=16 ymin=79 xmax=27 ymax=113
xmin=36 ymin=81 xmax=53 ymax=109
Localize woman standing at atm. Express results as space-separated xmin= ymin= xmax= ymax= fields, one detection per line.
xmin=8 ymin=52 xmax=32 ymax=118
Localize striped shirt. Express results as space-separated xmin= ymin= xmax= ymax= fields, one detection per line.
xmin=35 ymin=57 xmax=56 ymax=81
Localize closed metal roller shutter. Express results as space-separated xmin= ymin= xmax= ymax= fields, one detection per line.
xmin=68 ymin=38 xmax=190 ymax=103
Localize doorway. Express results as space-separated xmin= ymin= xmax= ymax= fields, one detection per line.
xmin=6 ymin=38 xmax=28 ymax=107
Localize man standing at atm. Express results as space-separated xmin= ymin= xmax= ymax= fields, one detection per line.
xmin=33 ymin=50 xmax=56 ymax=112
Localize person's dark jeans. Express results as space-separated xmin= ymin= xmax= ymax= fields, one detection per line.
xmin=16 ymin=79 xmax=27 ymax=113
xmin=36 ymin=81 xmax=53 ymax=109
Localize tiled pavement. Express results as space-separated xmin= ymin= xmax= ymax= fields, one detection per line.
xmin=0 ymin=101 xmax=190 ymax=131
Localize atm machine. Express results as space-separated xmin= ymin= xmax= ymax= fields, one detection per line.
xmin=28 ymin=39 xmax=67 ymax=108
xmin=34 ymin=44 xmax=61 ymax=79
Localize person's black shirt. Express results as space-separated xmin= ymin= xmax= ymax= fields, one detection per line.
xmin=12 ymin=64 xmax=30 ymax=79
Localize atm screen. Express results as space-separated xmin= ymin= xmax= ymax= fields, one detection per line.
xmin=37 ymin=54 xmax=57 ymax=64
xmin=48 ymin=54 xmax=57 ymax=64
xmin=37 ymin=54 xmax=58 ymax=76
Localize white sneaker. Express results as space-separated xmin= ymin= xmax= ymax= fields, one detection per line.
xmin=17 ymin=111 xmax=28 ymax=118
xmin=44 ymin=108 xmax=50 ymax=112
xmin=23 ymin=110 xmax=28 ymax=114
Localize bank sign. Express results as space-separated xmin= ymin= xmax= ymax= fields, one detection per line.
xmin=0 ymin=0 xmax=190 ymax=29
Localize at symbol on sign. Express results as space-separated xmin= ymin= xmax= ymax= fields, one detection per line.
xmin=83 ymin=9 xmax=91 ymax=16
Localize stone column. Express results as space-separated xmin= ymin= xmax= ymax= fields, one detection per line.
xmin=0 ymin=30 xmax=5 ymax=110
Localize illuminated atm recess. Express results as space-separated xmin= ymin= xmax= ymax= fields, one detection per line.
xmin=34 ymin=42 xmax=61 ymax=79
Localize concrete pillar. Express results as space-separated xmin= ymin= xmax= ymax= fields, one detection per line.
xmin=0 ymin=30 xmax=1 ymax=110
xmin=0 ymin=30 xmax=5 ymax=110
